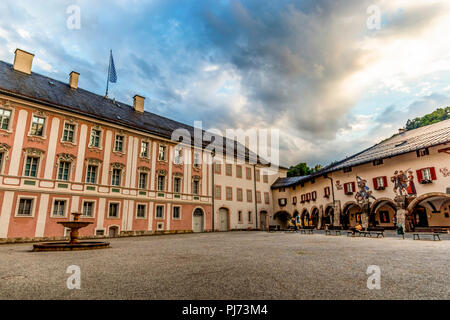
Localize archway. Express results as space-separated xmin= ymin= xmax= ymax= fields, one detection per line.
xmin=310 ymin=207 xmax=319 ymax=228
xmin=407 ymin=193 xmax=450 ymax=229
xmin=192 ymin=208 xmax=204 ymax=233
xmin=322 ymin=205 xmax=334 ymax=229
xmin=370 ymin=198 xmax=397 ymax=229
xmin=342 ymin=202 xmax=362 ymax=229
xmin=108 ymin=225 xmax=119 ymax=237
xmin=293 ymin=210 xmax=300 ymax=226
xmin=273 ymin=211 xmax=291 ymax=229
xmin=300 ymin=209 xmax=310 ymax=228
xmin=218 ymin=207 xmax=229 ymax=231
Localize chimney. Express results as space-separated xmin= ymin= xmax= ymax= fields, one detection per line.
xmin=13 ymin=48 xmax=34 ymax=74
xmin=69 ymin=71 xmax=79 ymax=89
xmin=133 ymin=95 xmax=145 ymax=113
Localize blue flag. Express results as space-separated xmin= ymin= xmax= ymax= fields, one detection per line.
xmin=109 ymin=51 xmax=117 ymax=83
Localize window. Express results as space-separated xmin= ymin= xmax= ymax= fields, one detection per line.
xmin=62 ymin=123 xmax=75 ymax=142
xmin=215 ymin=162 xmax=221 ymax=174
xmin=343 ymin=167 xmax=352 ymax=173
xmin=226 ymin=187 xmax=232 ymax=201
xmin=172 ymin=206 xmax=181 ymax=219
xmin=0 ymin=108 xmax=11 ymax=130
xmin=264 ymin=192 xmax=270 ymax=204
xmin=174 ymin=148 xmax=183 ymax=164
xmin=57 ymin=161 xmax=71 ymax=181
xmin=236 ymin=165 xmax=242 ymax=178
xmin=238 ymin=211 xmax=242 ymax=223
xmin=52 ymin=200 xmax=66 ymax=217
xmin=416 ymin=148 xmax=429 ymax=157
xmin=226 ymin=164 xmax=232 ymax=176
xmin=155 ymin=205 xmax=164 ymax=219
xmin=215 ymin=185 xmax=221 ymax=199
xmin=114 ymin=135 xmax=124 ymax=152
xmin=157 ymin=175 xmax=165 ymax=191
xmin=344 ymin=182 xmax=356 ymax=194
xmin=373 ymin=176 xmax=387 ymax=190
xmin=138 ymin=172 xmax=148 ymax=189
xmin=263 ymin=173 xmax=268 ymax=183
xmin=324 ymin=186 xmax=331 ymax=198
xmin=193 ymin=152 xmax=201 ymax=168
xmin=237 ymin=188 xmax=243 ymax=201
xmin=158 ymin=145 xmax=166 ymax=161
xmin=137 ymin=204 xmax=146 ymax=218
xmin=379 ymin=210 xmax=390 ymax=223
xmin=192 ymin=179 xmax=200 ymax=195
xmin=292 ymin=196 xmax=297 ymax=205
xmin=90 ymin=129 xmax=101 ymax=148
xmin=0 ymin=152 xmax=3 ymax=172
xmin=417 ymin=167 xmax=436 ymax=184
xmin=256 ymin=191 xmax=261 ymax=203
xmin=248 ymin=211 xmax=252 ymax=223
xmin=174 ymin=177 xmax=182 ymax=193
xmin=86 ymin=165 xmax=97 ymax=184
xmin=82 ymin=201 xmax=94 ymax=217
xmin=256 ymin=169 xmax=260 ymax=182
xmin=30 ymin=116 xmax=45 ymax=136
xmin=246 ymin=167 xmax=252 ymax=180
xmin=17 ymin=198 xmax=33 ymax=216
xmin=246 ymin=189 xmax=252 ymax=202
xmin=278 ymin=198 xmax=287 ymax=206
xmin=108 ymin=203 xmax=119 ymax=218
xmin=372 ymin=159 xmax=383 ymax=166
xmin=111 ymin=169 xmax=121 ymax=186
xmin=140 ymin=141 xmax=149 ymax=158
xmin=24 ymin=157 xmax=39 ymax=177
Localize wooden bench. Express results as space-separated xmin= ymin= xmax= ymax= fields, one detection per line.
xmin=347 ymin=227 xmax=384 ymax=238
xmin=325 ymin=226 xmax=343 ymax=236
xmin=412 ymin=227 xmax=444 ymax=241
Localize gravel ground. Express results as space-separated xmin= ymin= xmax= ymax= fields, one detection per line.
xmin=0 ymin=231 xmax=448 ymax=300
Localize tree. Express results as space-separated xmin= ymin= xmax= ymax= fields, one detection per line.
xmin=405 ymin=107 xmax=450 ymax=130
xmin=287 ymin=163 xmax=322 ymax=177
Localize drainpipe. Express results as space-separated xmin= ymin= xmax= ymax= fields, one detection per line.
xmin=211 ymin=151 xmax=215 ymax=232
xmin=253 ymin=164 xmax=258 ymax=229
xmin=325 ymin=174 xmax=336 ymax=225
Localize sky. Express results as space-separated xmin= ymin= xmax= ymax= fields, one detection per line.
xmin=0 ymin=0 xmax=449 ymax=168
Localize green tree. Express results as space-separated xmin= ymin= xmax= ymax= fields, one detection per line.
xmin=405 ymin=107 xmax=450 ymax=130
xmin=287 ymin=163 xmax=322 ymax=177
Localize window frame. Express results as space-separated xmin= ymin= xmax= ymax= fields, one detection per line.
xmin=0 ymin=107 xmax=13 ymax=131
xmin=61 ymin=121 xmax=77 ymax=143
xmin=136 ymin=203 xmax=147 ymax=219
xmin=57 ymin=161 xmax=71 ymax=181
xmin=114 ymin=134 xmax=125 ymax=153
xmin=51 ymin=199 xmax=68 ymax=218
xmin=23 ymin=156 xmax=40 ymax=178
xmin=81 ymin=200 xmax=96 ymax=218
xmin=89 ymin=128 xmax=102 ymax=149
xmin=155 ymin=204 xmax=165 ymax=220
xmin=172 ymin=205 xmax=181 ymax=220
xmin=29 ymin=114 xmax=46 ymax=137
xmin=107 ymin=202 xmax=121 ymax=219
xmin=15 ymin=196 xmax=37 ymax=217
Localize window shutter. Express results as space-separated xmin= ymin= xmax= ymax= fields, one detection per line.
xmin=351 ymin=182 xmax=356 ymax=192
xmin=344 ymin=183 xmax=348 ymax=194
xmin=416 ymin=169 xmax=423 ymax=183
xmin=430 ymin=167 xmax=437 ymax=180
xmin=383 ymin=176 xmax=388 ymax=187
xmin=312 ymin=191 xmax=317 ymax=201
xmin=372 ymin=177 xmax=378 ymax=189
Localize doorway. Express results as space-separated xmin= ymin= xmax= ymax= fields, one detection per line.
xmin=219 ymin=207 xmax=229 ymax=231
xmin=192 ymin=208 xmax=204 ymax=233
xmin=260 ymin=211 xmax=267 ymax=230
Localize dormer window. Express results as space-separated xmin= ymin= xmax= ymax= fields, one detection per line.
xmin=416 ymin=148 xmax=429 ymax=157
xmin=343 ymin=167 xmax=352 ymax=173
xmin=373 ymin=159 xmax=383 ymax=166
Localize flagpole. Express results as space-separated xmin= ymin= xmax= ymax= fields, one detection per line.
xmin=105 ymin=50 xmax=111 ymax=98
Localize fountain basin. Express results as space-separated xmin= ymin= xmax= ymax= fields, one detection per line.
xmin=32 ymin=241 xmax=110 ymax=251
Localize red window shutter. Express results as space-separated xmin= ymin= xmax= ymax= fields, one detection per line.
xmin=373 ymin=177 xmax=378 ymax=189
xmin=383 ymin=176 xmax=388 ymax=187
xmin=416 ymin=169 xmax=423 ymax=183
xmin=352 ymin=182 xmax=356 ymax=192
xmin=430 ymin=167 xmax=437 ymax=180
xmin=344 ymin=183 xmax=348 ymax=194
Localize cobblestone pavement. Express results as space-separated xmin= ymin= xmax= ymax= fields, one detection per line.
xmin=0 ymin=231 xmax=448 ymax=300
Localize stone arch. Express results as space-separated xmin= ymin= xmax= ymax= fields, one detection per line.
xmin=310 ymin=206 xmax=320 ymax=228
xmin=407 ymin=192 xmax=450 ymax=229
xmin=273 ymin=210 xmax=291 ymax=229
xmin=341 ymin=201 xmax=362 ymax=229
xmin=192 ymin=207 xmax=205 ymax=233
xmin=300 ymin=208 xmax=310 ymax=227
xmin=406 ymin=192 xmax=450 ymax=213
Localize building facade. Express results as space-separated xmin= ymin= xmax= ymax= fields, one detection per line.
xmin=272 ymin=120 xmax=450 ymax=231
xmin=0 ymin=49 xmax=285 ymax=241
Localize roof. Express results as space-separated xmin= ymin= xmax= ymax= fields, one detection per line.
xmin=272 ymin=119 xmax=450 ymax=189
xmin=0 ymin=60 xmax=264 ymax=164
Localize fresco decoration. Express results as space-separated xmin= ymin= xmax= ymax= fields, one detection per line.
xmin=391 ymin=169 xmax=417 ymax=196
xmin=440 ymin=167 xmax=450 ymax=177
xmin=354 ymin=176 xmax=376 ymax=204
xmin=335 ymin=180 xmax=343 ymax=190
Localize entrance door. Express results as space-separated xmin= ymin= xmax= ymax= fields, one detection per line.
xmin=193 ymin=208 xmax=204 ymax=233
xmin=413 ymin=206 xmax=429 ymax=227
xmin=260 ymin=211 xmax=267 ymax=230
xmin=109 ymin=226 xmax=119 ymax=237
xmin=219 ymin=208 xmax=229 ymax=231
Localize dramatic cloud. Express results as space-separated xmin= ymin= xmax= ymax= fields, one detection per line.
xmin=0 ymin=0 xmax=449 ymax=167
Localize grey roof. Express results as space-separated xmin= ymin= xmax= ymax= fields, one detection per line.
xmin=0 ymin=60 xmax=262 ymax=163
xmin=272 ymin=118 xmax=450 ymax=189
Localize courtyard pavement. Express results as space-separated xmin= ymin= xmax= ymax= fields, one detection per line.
xmin=0 ymin=231 xmax=448 ymax=300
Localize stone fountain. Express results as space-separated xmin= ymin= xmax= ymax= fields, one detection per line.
xmin=32 ymin=212 xmax=110 ymax=251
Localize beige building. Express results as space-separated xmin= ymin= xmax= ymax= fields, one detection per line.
xmin=271 ymin=120 xmax=450 ymax=231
